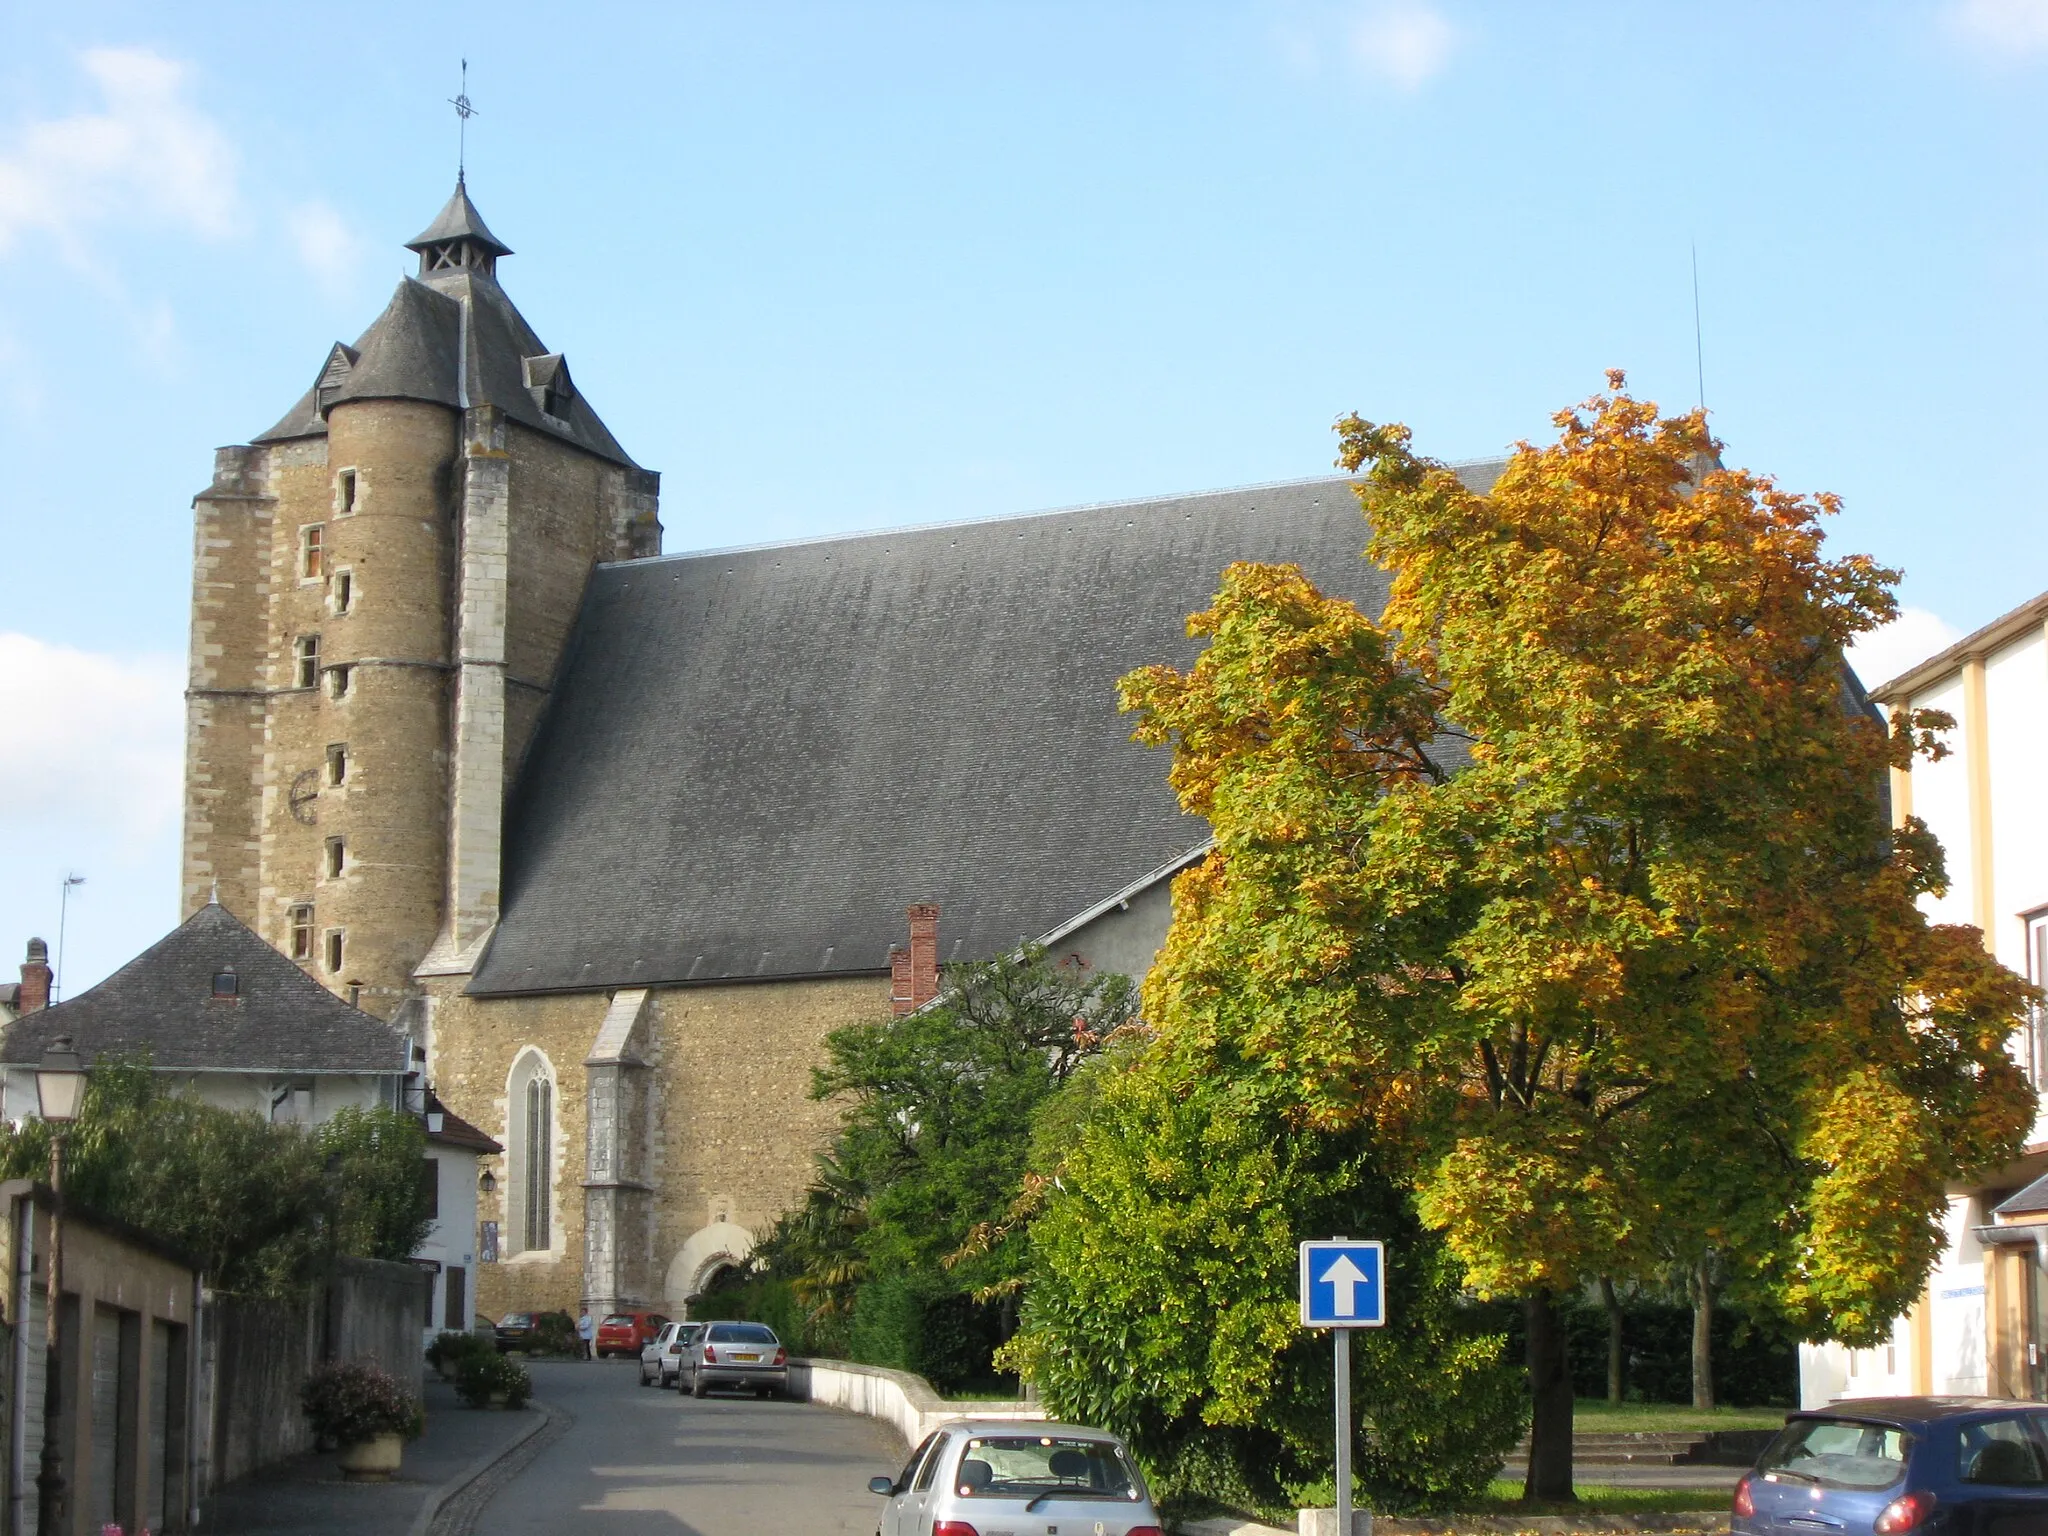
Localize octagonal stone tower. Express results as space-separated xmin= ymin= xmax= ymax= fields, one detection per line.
xmin=181 ymin=180 xmax=661 ymax=1017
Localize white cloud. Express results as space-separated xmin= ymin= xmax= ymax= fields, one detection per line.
xmin=289 ymin=199 xmax=363 ymax=295
xmin=1846 ymin=606 xmax=1965 ymax=694
xmin=1948 ymin=0 xmax=2048 ymax=52
xmin=0 ymin=48 xmax=240 ymax=259
xmin=0 ymin=633 xmax=183 ymax=844
xmin=1269 ymin=1 xmax=1460 ymax=89
xmin=1349 ymin=2 xmax=1459 ymax=90
xmin=0 ymin=634 xmax=184 ymax=998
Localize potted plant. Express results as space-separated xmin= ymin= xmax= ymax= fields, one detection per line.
xmin=456 ymin=1349 xmax=533 ymax=1410
xmin=301 ymin=1360 xmax=426 ymax=1481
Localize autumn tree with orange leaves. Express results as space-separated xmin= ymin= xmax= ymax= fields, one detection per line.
xmin=1119 ymin=377 xmax=2034 ymax=1502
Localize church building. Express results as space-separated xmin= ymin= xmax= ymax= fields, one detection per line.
xmin=180 ymin=181 xmax=1504 ymax=1323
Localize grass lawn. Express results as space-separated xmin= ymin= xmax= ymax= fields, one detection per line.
xmin=1569 ymin=1399 xmax=1792 ymax=1433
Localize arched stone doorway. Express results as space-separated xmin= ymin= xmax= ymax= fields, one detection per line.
xmin=664 ymin=1221 xmax=755 ymax=1314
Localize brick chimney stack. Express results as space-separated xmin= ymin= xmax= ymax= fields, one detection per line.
xmin=17 ymin=938 xmax=51 ymax=1014
xmin=889 ymin=904 xmax=942 ymax=1017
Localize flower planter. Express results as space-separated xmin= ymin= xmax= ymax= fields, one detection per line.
xmin=338 ymin=1431 xmax=405 ymax=1482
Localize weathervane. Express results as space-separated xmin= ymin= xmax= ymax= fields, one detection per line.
xmin=450 ymin=59 xmax=478 ymax=182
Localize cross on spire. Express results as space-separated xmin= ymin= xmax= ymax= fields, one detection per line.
xmin=449 ymin=58 xmax=478 ymax=182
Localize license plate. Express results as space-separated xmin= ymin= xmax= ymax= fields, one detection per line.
xmin=733 ymin=1352 xmax=759 ymax=1362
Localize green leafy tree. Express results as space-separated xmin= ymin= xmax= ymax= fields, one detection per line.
xmin=319 ymin=1105 xmax=436 ymax=1262
xmin=1001 ymin=1043 xmax=1525 ymax=1517
xmin=0 ymin=1063 xmax=438 ymax=1294
xmin=1116 ymin=379 xmax=2035 ymax=1498
xmin=755 ymin=946 xmax=1136 ymax=1379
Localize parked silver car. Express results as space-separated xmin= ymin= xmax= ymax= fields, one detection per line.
xmin=687 ymin=1320 xmax=788 ymax=1398
xmin=638 ymin=1321 xmax=704 ymax=1388
xmin=867 ymin=1418 xmax=1162 ymax=1536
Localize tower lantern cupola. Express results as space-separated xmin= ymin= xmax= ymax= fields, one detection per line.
xmin=405 ymin=177 xmax=513 ymax=280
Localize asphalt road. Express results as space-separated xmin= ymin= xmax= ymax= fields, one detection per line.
xmin=468 ymin=1359 xmax=903 ymax=1535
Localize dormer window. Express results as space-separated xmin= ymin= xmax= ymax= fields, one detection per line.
xmin=523 ymin=354 xmax=574 ymax=423
xmin=314 ymin=343 xmax=358 ymax=413
xmin=212 ymin=970 xmax=239 ymax=998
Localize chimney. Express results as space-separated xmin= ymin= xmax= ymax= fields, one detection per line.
xmin=907 ymin=903 xmax=940 ymax=1010
xmin=888 ymin=904 xmax=942 ymax=1018
xmin=18 ymin=938 xmax=51 ymax=1014
xmin=889 ymin=945 xmax=913 ymax=1017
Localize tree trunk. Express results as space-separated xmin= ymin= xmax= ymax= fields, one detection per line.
xmin=1524 ymin=1289 xmax=1575 ymax=1502
xmin=1691 ymin=1258 xmax=1715 ymax=1411
xmin=1598 ymin=1276 xmax=1624 ymax=1404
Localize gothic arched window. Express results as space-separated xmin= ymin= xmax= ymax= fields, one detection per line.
xmin=506 ymin=1049 xmax=556 ymax=1254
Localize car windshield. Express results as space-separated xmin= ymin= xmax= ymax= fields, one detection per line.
xmin=1760 ymin=1419 xmax=1912 ymax=1491
xmin=952 ymin=1436 xmax=1139 ymax=1501
xmin=499 ymin=1313 xmax=532 ymax=1327
xmin=706 ymin=1323 xmax=777 ymax=1344
xmin=603 ymin=1315 xmax=634 ymax=1327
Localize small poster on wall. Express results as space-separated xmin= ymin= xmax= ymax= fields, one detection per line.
xmin=480 ymin=1220 xmax=499 ymax=1264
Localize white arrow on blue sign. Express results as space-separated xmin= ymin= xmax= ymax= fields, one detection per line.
xmin=1298 ymin=1238 xmax=1386 ymax=1328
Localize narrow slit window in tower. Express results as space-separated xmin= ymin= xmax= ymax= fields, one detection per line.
xmin=331 ymin=569 xmax=353 ymax=614
xmin=336 ymin=468 xmax=358 ymax=515
xmin=328 ymin=664 xmax=353 ymax=700
xmin=288 ymin=904 xmax=314 ymax=960
xmin=293 ymin=635 xmax=320 ymax=689
xmin=300 ymin=524 xmax=324 ymax=579
xmin=324 ymin=929 xmax=345 ymax=975
xmin=324 ymin=837 xmax=345 ymax=879
xmin=326 ymin=744 xmax=347 ymax=786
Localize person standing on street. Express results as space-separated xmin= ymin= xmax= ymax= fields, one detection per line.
xmin=576 ymin=1306 xmax=595 ymax=1361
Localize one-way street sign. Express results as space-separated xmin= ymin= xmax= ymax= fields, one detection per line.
xmin=1298 ymin=1238 xmax=1386 ymax=1328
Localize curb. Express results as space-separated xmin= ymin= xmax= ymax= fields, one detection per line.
xmin=403 ymin=1399 xmax=559 ymax=1536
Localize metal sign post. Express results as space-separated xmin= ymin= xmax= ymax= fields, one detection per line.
xmin=1299 ymin=1238 xmax=1386 ymax=1536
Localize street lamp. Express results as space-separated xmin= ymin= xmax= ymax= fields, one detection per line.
xmin=35 ymin=1034 xmax=84 ymax=1533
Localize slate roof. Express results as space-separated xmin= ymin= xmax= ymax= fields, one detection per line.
xmin=472 ymin=467 xmax=1500 ymax=996
xmin=406 ymin=179 xmax=512 ymax=258
xmin=252 ymin=186 xmax=638 ymax=468
xmin=1 ymin=903 xmax=409 ymax=1074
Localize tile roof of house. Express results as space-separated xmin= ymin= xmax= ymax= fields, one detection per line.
xmin=425 ymin=1090 xmax=502 ymax=1155
xmin=252 ymin=185 xmax=639 ymax=469
xmin=471 ymin=466 xmax=1500 ymax=996
xmin=0 ymin=902 xmax=409 ymax=1075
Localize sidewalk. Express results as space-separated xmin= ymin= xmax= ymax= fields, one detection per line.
xmin=204 ymin=1377 xmax=545 ymax=1535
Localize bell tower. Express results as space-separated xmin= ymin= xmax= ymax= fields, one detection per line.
xmin=181 ymin=181 xmax=661 ymax=1017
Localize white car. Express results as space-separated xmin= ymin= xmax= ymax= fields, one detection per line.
xmin=867 ymin=1419 xmax=1161 ymax=1536
xmin=638 ymin=1321 xmax=703 ymax=1388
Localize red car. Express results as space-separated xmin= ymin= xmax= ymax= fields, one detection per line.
xmin=595 ymin=1311 xmax=669 ymax=1358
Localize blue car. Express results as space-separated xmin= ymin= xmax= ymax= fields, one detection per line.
xmin=1736 ymin=1398 xmax=2048 ymax=1536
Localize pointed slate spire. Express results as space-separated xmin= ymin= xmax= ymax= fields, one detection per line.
xmin=406 ymin=176 xmax=513 ymax=279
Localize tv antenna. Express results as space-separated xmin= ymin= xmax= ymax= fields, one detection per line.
xmin=1690 ymin=240 xmax=1706 ymax=414
xmin=450 ymin=59 xmax=479 ymax=182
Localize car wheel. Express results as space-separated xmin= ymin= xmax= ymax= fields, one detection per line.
xmin=692 ymin=1372 xmax=708 ymax=1399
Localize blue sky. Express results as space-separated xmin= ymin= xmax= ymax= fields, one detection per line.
xmin=2 ymin=0 xmax=2044 ymax=993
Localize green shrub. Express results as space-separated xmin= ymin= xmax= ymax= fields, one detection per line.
xmin=533 ymin=1311 xmax=578 ymax=1356
xmin=1003 ymin=1054 xmax=1526 ymax=1517
xmin=301 ymin=1360 xmax=425 ymax=1446
xmin=427 ymin=1330 xmax=491 ymax=1374
xmin=455 ymin=1350 xmax=532 ymax=1409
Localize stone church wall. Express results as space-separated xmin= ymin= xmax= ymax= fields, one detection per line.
xmin=426 ymin=973 xmax=885 ymax=1323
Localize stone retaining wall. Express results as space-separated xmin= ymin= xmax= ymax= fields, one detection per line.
xmin=787 ymin=1358 xmax=1044 ymax=1447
